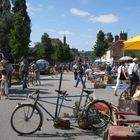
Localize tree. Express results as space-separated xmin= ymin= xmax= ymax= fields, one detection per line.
xmin=106 ymin=32 xmax=114 ymax=43
xmin=70 ymin=48 xmax=80 ymax=60
xmin=34 ymin=42 xmax=44 ymax=59
xmin=0 ymin=0 xmax=13 ymax=57
xmin=32 ymin=32 xmax=78 ymax=64
xmin=9 ymin=13 xmax=26 ymax=59
xmin=63 ymin=45 xmax=72 ymax=62
xmin=9 ymin=0 xmax=31 ymax=59
xmin=93 ymin=30 xmax=108 ymax=60
xmin=55 ymin=43 xmax=65 ymax=62
xmin=41 ymin=33 xmax=53 ymax=63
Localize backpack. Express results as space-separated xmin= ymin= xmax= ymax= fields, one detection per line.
xmin=78 ymin=65 xmax=84 ymax=75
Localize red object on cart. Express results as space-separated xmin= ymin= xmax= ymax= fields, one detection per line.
xmin=108 ymin=126 xmax=140 ymax=140
xmin=94 ymin=103 xmax=109 ymax=111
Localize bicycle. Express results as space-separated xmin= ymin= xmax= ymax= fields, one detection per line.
xmin=10 ymin=88 xmax=112 ymax=135
xmin=10 ymin=72 xmax=112 ymax=135
xmin=27 ymin=71 xmax=36 ymax=86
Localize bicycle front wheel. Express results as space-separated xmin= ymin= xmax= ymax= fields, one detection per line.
xmin=10 ymin=104 xmax=43 ymax=135
xmin=86 ymin=100 xmax=112 ymax=129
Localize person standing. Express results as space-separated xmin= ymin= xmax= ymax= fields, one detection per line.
xmin=114 ymin=61 xmax=128 ymax=96
xmin=5 ymin=60 xmax=14 ymax=87
xmin=72 ymin=62 xmax=78 ymax=80
xmin=34 ymin=61 xmax=41 ymax=86
xmin=0 ymin=69 xmax=8 ymax=99
xmin=54 ymin=63 xmax=59 ymax=77
xmin=85 ymin=66 xmax=93 ymax=80
xmin=30 ymin=61 xmax=41 ymax=86
xmin=105 ymin=63 xmax=112 ymax=76
xmin=19 ymin=56 xmax=29 ymax=90
xmin=128 ymin=58 xmax=139 ymax=95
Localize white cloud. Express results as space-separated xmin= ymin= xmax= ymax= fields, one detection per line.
xmin=58 ymin=31 xmax=73 ymax=35
xmin=79 ymin=0 xmax=89 ymax=4
xmin=90 ymin=14 xmax=118 ymax=23
xmin=47 ymin=5 xmax=54 ymax=9
xmin=70 ymin=8 xmax=90 ymax=17
xmin=27 ymin=3 xmax=54 ymax=15
xmin=27 ymin=3 xmax=43 ymax=15
xmin=61 ymin=14 xmax=66 ymax=17
xmin=27 ymin=3 xmax=43 ymax=12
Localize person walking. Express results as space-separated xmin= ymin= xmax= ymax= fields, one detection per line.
xmin=114 ymin=61 xmax=128 ymax=96
xmin=74 ymin=62 xmax=86 ymax=88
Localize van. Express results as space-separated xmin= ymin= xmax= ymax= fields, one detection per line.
xmin=36 ymin=59 xmax=49 ymax=74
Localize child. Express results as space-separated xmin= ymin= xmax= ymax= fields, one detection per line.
xmin=0 ymin=69 xmax=9 ymax=99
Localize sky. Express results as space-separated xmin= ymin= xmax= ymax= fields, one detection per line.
xmin=27 ymin=0 xmax=140 ymax=51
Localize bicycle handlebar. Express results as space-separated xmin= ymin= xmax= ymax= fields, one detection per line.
xmin=28 ymin=89 xmax=40 ymax=99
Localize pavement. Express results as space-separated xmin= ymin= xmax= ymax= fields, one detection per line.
xmin=0 ymin=71 xmax=124 ymax=140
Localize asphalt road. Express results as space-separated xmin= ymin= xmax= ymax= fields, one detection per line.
xmin=0 ymin=72 xmax=121 ymax=140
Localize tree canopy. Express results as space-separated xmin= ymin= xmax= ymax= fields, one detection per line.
xmin=93 ymin=30 xmax=109 ymax=60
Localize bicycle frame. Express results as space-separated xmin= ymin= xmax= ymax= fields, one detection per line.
xmin=27 ymin=89 xmax=92 ymax=122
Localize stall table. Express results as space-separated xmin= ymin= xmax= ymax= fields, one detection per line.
xmin=108 ymin=126 xmax=140 ymax=140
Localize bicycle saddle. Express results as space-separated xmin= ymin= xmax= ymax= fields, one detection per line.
xmin=83 ymin=88 xmax=94 ymax=95
xmin=55 ymin=90 xmax=67 ymax=95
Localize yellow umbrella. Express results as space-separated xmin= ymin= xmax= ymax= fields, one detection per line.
xmin=123 ymin=35 xmax=140 ymax=50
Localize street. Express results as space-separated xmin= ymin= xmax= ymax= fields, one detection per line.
xmin=0 ymin=72 xmax=120 ymax=140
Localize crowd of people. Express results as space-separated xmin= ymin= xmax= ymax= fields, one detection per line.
xmin=71 ymin=57 xmax=140 ymax=98
xmin=19 ymin=56 xmax=42 ymax=90
xmin=72 ymin=58 xmax=93 ymax=89
xmin=114 ymin=57 xmax=140 ymax=96
xmin=0 ymin=56 xmax=42 ymax=98
xmin=0 ymin=55 xmax=139 ymax=100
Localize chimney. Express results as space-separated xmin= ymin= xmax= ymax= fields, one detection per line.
xmin=63 ymin=35 xmax=66 ymax=46
xmin=120 ymin=31 xmax=127 ymax=40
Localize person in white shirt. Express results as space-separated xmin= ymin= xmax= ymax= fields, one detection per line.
xmin=114 ymin=61 xmax=128 ymax=96
xmin=72 ymin=62 xmax=78 ymax=80
xmin=85 ymin=66 xmax=93 ymax=80
xmin=128 ymin=58 xmax=139 ymax=95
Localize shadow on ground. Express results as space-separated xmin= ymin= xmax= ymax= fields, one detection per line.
xmin=21 ymin=130 xmax=103 ymax=140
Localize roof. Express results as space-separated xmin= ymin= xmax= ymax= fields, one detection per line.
xmin=51 ymin=38 xmax=62 ymax=46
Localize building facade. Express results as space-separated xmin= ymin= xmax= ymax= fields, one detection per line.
xmin=101 ymin=31 xmax=127 ymax=65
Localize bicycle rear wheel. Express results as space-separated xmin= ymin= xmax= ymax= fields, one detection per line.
xmin=86 ymin=100 xmax=112 ymax=129
xmin=10 ymin=104 xmax=43 ymax=135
